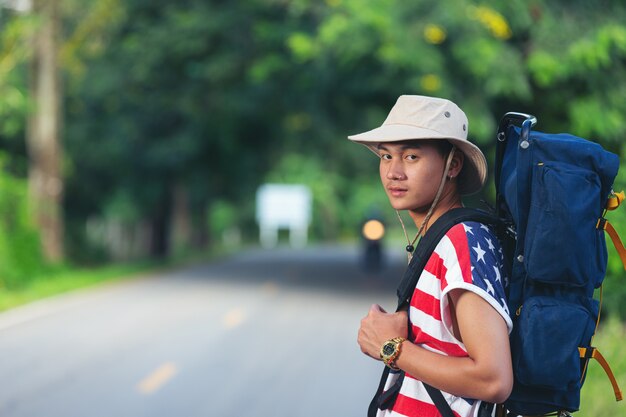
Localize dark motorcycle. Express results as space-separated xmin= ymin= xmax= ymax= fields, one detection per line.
xmin=361 ymin=218 xmax=385 ymax=272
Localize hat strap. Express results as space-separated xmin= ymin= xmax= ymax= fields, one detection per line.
xmin=399 ymin=145 xmax=457 ymax=263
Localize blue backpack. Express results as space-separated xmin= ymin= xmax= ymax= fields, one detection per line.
xmin=496 ymin=113 xmax=624 ymax=416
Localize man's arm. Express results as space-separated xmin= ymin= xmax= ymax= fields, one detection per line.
xmin=358 ymin=290 xmax=512 ymax=404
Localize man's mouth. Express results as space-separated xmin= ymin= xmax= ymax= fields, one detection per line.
xmin=387 ymin=186 xmax=407 ymax=197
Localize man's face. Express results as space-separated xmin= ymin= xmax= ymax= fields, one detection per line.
xmin=377 ymin=141 xmax=447 ymax=212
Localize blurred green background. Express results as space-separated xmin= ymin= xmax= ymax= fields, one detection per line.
xmin=0 ymin=1 xmax=625 ymax=414
xmin=0 ymin=0 xmax=625 ymax=308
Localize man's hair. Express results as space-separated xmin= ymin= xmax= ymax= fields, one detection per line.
xmin=430 ymin=139 xmax=454 ymax=158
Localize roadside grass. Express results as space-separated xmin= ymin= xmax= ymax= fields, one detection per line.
xmin=0 ymin=261 xmax=159 ymax=312
xmin=579 ymin=316 xmax=626 ymax=415
xmin=0 ymin=245 xmax=236 ymax=313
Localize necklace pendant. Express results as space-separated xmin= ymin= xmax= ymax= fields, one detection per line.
xmin=405 ymin=244 xmax=414 ymax=253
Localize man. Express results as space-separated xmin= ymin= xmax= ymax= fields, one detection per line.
xmin=349 ymin=95 xmax=513 ymax=417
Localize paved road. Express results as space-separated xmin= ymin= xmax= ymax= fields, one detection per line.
xmin=0 ymin=245 xmax=407 ymax=417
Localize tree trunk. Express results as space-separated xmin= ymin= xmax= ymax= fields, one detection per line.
xmin=191 ymin=199 xmax=209 ymax=249
xmin=150 ymin=190 xmax=171 ymax=259
xmin=26 ymin=0 xmax=64 ymax=263
xmin=171 ymin=183 xmax=191 ymax=256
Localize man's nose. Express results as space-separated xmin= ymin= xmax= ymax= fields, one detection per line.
xmin=386 ymin=160 xmax=406 ymax=180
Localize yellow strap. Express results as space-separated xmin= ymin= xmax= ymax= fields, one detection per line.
xmin=579 ymin=347 xmax=623 ymax=401
xmin=605 ymin=221 xmax=626 ymax=271
xmin=605 ymin=191 xmax=625 ymax=211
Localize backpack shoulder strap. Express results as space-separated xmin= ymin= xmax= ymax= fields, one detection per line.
xmin=396 ymin=207 xmax=499 ymax=311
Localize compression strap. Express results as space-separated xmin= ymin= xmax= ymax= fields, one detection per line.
xmin=579 ymin=347 xmax=623 ymax=402
xmin=599 ymin=190 xmax=626 ymax=270
xmin=604 ymin=221 xmax=626 ymax=271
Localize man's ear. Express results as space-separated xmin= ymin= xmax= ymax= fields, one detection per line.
xmin=448 ymin=149 xmax=464 ymax=179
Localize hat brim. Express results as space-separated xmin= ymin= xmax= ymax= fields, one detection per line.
xmin=347 ymin=124 xmax=451 ymax=142
xmin=348 ymin=124 xmax=487 ymax=196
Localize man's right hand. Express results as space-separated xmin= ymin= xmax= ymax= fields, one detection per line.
xmin=357 ymin=304 xmax=408 ymax=360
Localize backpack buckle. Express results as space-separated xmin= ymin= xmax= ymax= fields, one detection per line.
xmin=606 ymin=190 xmax=625 ymax=211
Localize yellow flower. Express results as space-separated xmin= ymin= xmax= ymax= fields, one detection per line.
xmin=468 ymin=5 xmax=512 ymax=40
xmin=424 ymin=24 xmax=447 ymax=45
xmin=420 ymin=74 xmax=441 ymax=92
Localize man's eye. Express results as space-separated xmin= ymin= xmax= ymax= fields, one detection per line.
xmin=381 ymin=154 xmax=392 ymax=160
xmin=406 ymin=154 xmax=418 ymax=161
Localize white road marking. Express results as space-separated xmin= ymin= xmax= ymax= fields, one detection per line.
xmin=137 ymin=362 xmax=178 ymax=394
xmin=222 ymin=307 xmax=246 ymax=329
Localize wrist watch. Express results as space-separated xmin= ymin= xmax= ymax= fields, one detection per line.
xmin=380 ymin=337 xmax=406 ymax=370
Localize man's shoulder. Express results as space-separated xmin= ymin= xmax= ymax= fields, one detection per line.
xmin=436 ymin=220 xmax=502 ymax=262
xmin=444 ymin=220 xmax=498 ymax=241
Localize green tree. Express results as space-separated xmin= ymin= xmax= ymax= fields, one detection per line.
xmin=1 ymin=1 xmax=625 ymax=299
xmin=0 ymin=153 xmax=45 ymax=289
xmin=28 ymin=0 xmax=64 ymax=262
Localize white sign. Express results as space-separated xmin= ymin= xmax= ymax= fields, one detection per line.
xmin=0 ymin=0 xmax=32 ymax=13
xmin=256 ymin=184 xmax=312 ymax=248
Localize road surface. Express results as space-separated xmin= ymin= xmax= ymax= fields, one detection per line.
xmin=0 ymin=245 xmax=407 ymax=417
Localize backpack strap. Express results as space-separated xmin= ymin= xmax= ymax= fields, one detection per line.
xmin=367 ymin=366 xmax=392 ymax=417
xmin=368 ymin=208 xmax=500 ymax=417
xmin=603 ymin=221 xmax=626 ymax=271
xmin=396 ymin=207 xmax=500 ymax=310
xmin=424 ymin=384 xmax=456 ymax=417
xmin=599 ymin=190 xmax=626 ymax=270
xmin=579 ymin=347 xmax=623 ymax=401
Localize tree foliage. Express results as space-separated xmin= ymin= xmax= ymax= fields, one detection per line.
xmin=0 ymin=152 xmax=45 ymax=289
xmin=0 ymin=0 xmax=625 ymax=309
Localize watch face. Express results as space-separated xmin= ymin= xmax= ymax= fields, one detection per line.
xmin=382 ymin=343 xmax=395 ymax=356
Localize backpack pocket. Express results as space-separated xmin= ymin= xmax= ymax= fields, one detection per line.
xmin=512 ymin=296 xmax=597 ymax=390
xmin=523 ymin=162 xmax=605 ymax=287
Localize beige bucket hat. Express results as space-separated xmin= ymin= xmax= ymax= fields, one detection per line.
xmin=348 ymin=95 xmax=487 ymax=195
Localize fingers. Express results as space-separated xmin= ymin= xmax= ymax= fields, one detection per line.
xmin=370 ymin=303 xmax=387 ymax=314
xmin=359 ymin=303 xmax=408 ymax=359
xmin=357 ymin=326 xmax=379 ymax=359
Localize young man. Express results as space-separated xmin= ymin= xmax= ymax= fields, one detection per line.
xmin=349 ymin=95 xmax=513 ymax=417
